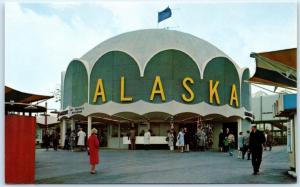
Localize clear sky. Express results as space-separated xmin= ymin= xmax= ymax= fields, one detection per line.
xmin=5 ymin=1 xmax=297 ymax=110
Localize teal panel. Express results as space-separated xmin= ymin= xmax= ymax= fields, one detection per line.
xmin=89 ymin=51 xmax=141 ymax=104
xmin=241 ymin=68 xmax=251 ymax=110
xmin=241 ymin=119 xmax=251 ymax=133
xmin=87 ymin=50 xmax=242 ymax=108
xmin=143 ymin=49 xmax=201 ymax=104
xmin=63 ymin=60 xmax=88 ymax=108
xmin=202 ymin=57 xmax=240 ymax=108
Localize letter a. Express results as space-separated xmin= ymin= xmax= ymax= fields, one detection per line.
xmin=181 ymin=77 xmax=195 ymax=102
xmin=150 ymin=76 xmax=166 ymax=101
xmin=120 ymin=76 xmax=133 ymax=102
xmin=93 ymin=79 xmax=106 ymax=103
xmin=209 ymin=80 xmax=220 ymax=104
xmin=230 ymin=84 xmax=239 ymax=107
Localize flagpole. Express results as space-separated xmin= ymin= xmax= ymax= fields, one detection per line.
xmin=157 ymin=11 xmax=159 ymax=28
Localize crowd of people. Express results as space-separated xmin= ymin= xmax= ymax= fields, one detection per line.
xmin=42 ymin=127 xmax=92 ymax=152
xmin=42 ymin=130 xmax=59 ymax=151
xmin=218 ymin=127 xmax=273 ymax=159
xmin=218 ymin=125 xmax=272 ymax=175
xmin=42 ymin=123 xmax=272 ymax=175
xmin=167 ymin=127 xmax=209 ymax=153
xmin=127 ymin=126 xmax=214 ymax=153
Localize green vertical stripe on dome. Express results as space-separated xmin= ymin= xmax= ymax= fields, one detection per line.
xmin=242 ymin=68 xmax=251 ymax=110
xmin=89 ymin=51 xmax=141 ymax=104
xmin=63 ymin=60 xmax=88 ymax=109
xmin=143 ymin=49 xmax=201 ymax=104
xmin=202 ymin=57 xmax=240 ymax=107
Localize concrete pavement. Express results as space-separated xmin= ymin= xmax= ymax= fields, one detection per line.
xmin=35 ymin=146 xmax=296 ymax=184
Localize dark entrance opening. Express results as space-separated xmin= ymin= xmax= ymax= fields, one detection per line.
xmin=223 ymin=122 xmax=238 ymax=148
xmin=92 ymin=124 xmax=108 ymax=147
xmin=179 ymin=123 xmax=198 ymax=150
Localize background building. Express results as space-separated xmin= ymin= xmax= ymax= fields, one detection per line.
xmin=251 ymin=93 xmax=289 ymax=145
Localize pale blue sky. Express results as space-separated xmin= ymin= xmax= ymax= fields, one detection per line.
xmin=5 ymin=1 xmax=297 ymax=110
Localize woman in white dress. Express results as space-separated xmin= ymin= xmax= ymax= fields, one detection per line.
xmin=144 ymin=129 xmax=151 ymax=150
xmin=77 ymin=128 xmax=86 ymax=151
xmin=177 ymin=128 xmax=185 ymax=153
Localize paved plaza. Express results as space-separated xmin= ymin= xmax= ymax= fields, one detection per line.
xmin=35 ymin=146 xmax=296 ymax=184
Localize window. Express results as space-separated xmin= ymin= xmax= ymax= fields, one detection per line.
xmin=111 ymin=124 xmax=119 ymax=137
xmin=149 ymin=123 xmax=169 ymax=136
xmin=120 ymin=123 xmax=131 ymax=137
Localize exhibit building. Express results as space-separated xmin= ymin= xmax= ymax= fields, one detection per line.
xmin=58 ymin=29 xmax=253 ymax=149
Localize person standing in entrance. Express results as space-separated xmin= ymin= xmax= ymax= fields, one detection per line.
xmin=265 ymin=129 xmax=273 ymax=151
xmin=184 ymin=127 xmax=190 ymax=152
xmin=87 ymin=128 xmax=100 ymax=174
xmin=172 ymin=128 xmax=177 ymax=150
xmin=249 ymin=124 xmax=266 ymax=175
xmin=129 ymin=127 xmax=136 ymax=150
xmin=225 ymin=128 xmax=230 ymax=137
xmin=177 ymin=128 xmax=185 ymax=153
xmin=43 ymin=131 xmax=51 ymax=151
xmin=237 ymin=132 xmax=244 ymax=159
xmin=144 ymin=129 xmax=151 ymax=150
xmin=218 ymin=129 xmax=225 ymax=152
xmin=52 ymin=130 xmax=59 ymax=151
xmin=197 ymin=128 xmax=206 ymax=152
xmin=228 ymin=131 xmax=235 ymax=156
xmin=167 ymin=130 xmax=175 ymax=151
xmin=69 ymin=130 xmax=76 ymax=152
xmin=77 ymin=128 xmax=86 ymax=151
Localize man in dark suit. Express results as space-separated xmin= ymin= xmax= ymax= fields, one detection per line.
xmin=249 ymin=124 xmax=266 ymax=175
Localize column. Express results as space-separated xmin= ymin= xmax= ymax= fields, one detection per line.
xmin=147 ymin=122 xmax=150 ymax=131
xmin=118 ymin=123 xmax=121 ymax=148
xmin=237 ymin=118 xmax=242 ymax=133
xmin=235 ymin=119 xmax=243 ymax=147
xmin=60 ymin=119 xmax=66 ymax=147
xmin=88 ymin=116 xmax=92 ymax=137
xmin=70 ymin=119 xmax=75 ymax=131
xmin=291 ymin=114 xmax=296 ymax=170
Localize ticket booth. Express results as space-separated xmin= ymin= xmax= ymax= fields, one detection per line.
xmin=5 ymin=86 xmax=53 ymax=183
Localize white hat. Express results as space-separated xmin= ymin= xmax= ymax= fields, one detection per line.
xmin=251 ymin=124 xmax=257 ymax=127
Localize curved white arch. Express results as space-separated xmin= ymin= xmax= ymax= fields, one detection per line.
xmin=64 ymin=59 xmax=89 ymax=83
xmin=143 ymin=49 xmax=201 ymax=77
xmin=81 ymin=29 xmax=241 ymax=77
xmin=89 ymin=50 xmax=142 ymax=78
xmin=60 ymin=101 xmax=253 ymax=120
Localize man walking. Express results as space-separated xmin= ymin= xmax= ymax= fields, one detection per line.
xmin=249 ymin=124 xmax=266 ymax=175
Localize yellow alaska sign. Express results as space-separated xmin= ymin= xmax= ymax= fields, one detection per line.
xmin=92 ymin=76 xmax=239 ymax=107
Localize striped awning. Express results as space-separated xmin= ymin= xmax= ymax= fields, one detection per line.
xmin=249 ymin=48 xmax=297 ymax=88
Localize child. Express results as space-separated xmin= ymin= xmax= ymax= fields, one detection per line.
xmin=223 ymin=137 xmax=229 ymax=153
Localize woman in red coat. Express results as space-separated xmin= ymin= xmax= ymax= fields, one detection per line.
xmin=88 ymin=128 xmax=100 ymax=174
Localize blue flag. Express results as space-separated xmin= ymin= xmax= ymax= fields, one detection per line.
xmin=158 ymin=7 xmax=172 ymax=23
